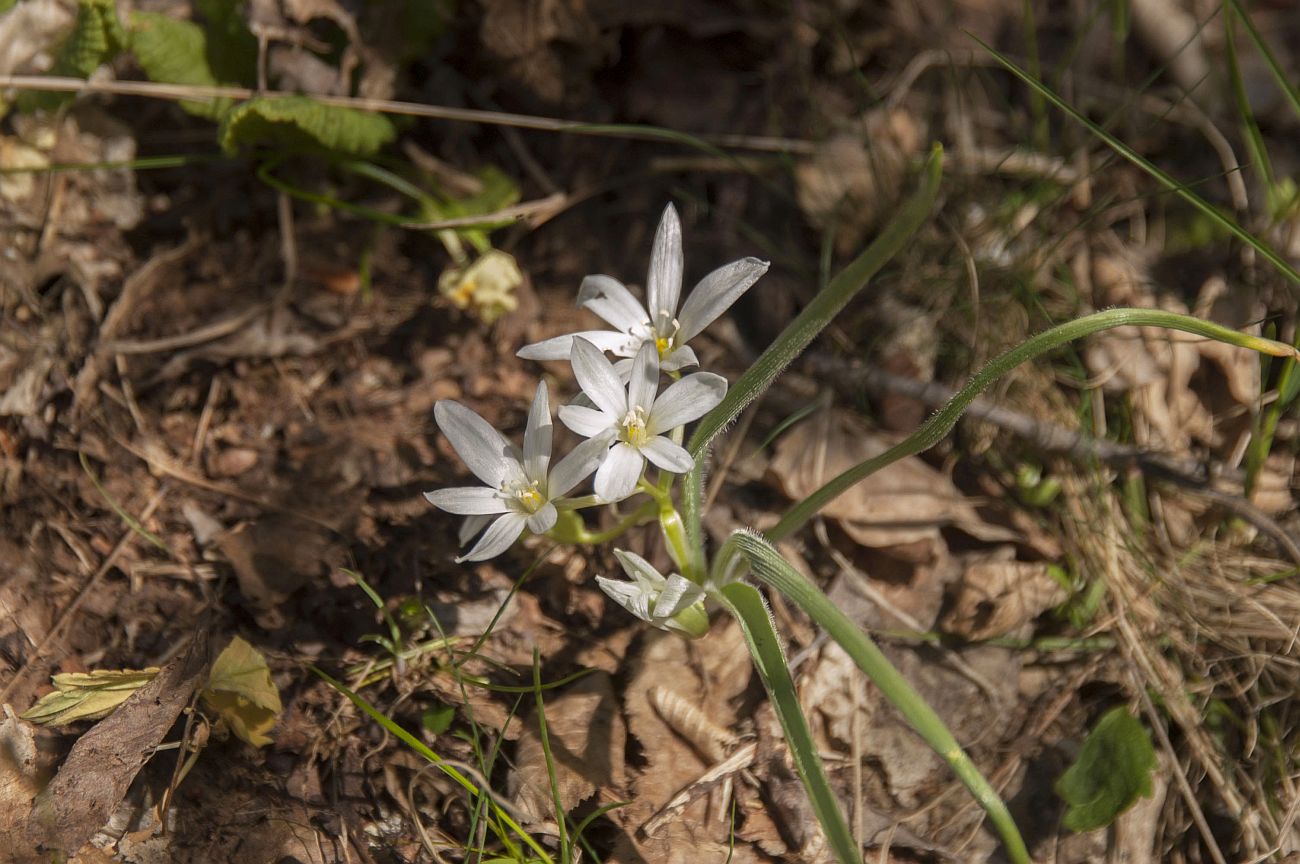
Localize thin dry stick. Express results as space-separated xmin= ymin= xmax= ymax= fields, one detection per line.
xmin=806 ymin=357 xmax=1300 ymax=564
xmin=0 ymin=75 xmax=818 ymax=154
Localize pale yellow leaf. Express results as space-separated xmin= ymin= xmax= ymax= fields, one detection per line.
xmin=21 ymin=668 xmax=159 ymax=726
xmin=200 ymin=636 xmax=282 ymax=747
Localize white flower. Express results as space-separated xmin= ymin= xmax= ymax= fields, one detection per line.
xmin=425 ymin=383 xmax=607 ymax=562
xmin=596 ymin=549 xmax=708 ymax=636
xmin=517 ymin=203 xmax=769 ymax=374
xmin=559 ymin=337 xmax=725 ymax=502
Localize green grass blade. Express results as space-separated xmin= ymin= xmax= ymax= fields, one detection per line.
xmin=310 ymin=665 xmax=555 ymax=864
xmin=1226 ymin=0 xmax=1300 ymax=122
xmin=531 ymin=649 xmax=570 ymax=864
xmin=974 ymin=36 xmax=1300 ymax=286
xmin=767 ymin=308 xmax=1300 ymax=544
xmin=724 ymin=532 xmax=1031 ymax=864
xmin=78 ymin=452 xmax=167 ymax=551
xmin=720 ymin=581 xmax=862 ymax=864
xmin=1223 ymin=9 xmax=1274 ymax=190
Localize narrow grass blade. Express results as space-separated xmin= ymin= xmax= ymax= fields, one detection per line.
xmin=1226 ymin=0 xmax=1300 ymax=122
xmin=311 ymin=665 xmax=555 ymax=864
xmin=974 ymin=36 xmax=1300 ymax=286
xmin=79 ymin=451 xmax=167 ymax=551
xmin=724 ymin=532 xmax=1031 ymax=864
xmin=767 ymin=308 xmax=1300 ymax=543
xmin=720 ymin=581 xmax=862 ymax=864
xmin=532 ymin=648 xmax=570 ymax=864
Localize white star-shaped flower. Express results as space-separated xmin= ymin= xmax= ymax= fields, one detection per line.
xmin=425 ymin=383 xmax=607 ymax=562
xmin=518 ymin=203 xmax=769 ymax=374
xmin=596 ymin=549 xmax=708 ymax=636
xmin=559 ymin=337 xmax=725 ymax=502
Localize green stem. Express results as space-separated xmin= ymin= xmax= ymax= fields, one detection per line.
xmin=766 ymin=308 xmax=1298 ymax=545
xmin=682 ymin=144 xmax=945 ymax=566
xmin=720 ymin=582 xmax=863 ymax=864
xmin=722 ymin=533 xmax=1031 ymax=864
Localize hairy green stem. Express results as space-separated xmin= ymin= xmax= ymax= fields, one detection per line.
xmin=720 ymin=581 xmax=863 ymax=864
xmin=766 ymin=308 xmax=1298 ymax=545
xmin=682 ymin=144 xmax=945 ymax=563
xmin=722 ymin=533 xmax=1031 ymax=864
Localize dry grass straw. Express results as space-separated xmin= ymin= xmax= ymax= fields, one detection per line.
xmin=1058 ymin=466 xmax=1300 ymax=862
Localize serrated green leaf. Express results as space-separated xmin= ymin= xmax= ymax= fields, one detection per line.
xmin=128 ymin=12 xmax=231 ymax=119
xmin=201 ymin=636 xmax=282 ymax=747
xmin=1056 ymin=707 xmax=1157 ymax=832
xmin=23 ymin=0 xmax=125 ymax=110
xmin=218 ymin=95 xmax=395 ymax=156
xmin=21 ymin=668 xmax=160 ymax=725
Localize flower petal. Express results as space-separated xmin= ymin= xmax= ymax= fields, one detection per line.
xmin=647 ymin=371 xmax=727 ymax=434
xmin=458 ymin=513 xmax=493 ymax=546
xmin=595 ymin=574 xmax=653 ymax=622
xmin=659 ymin=344 xmax=699 ymax=372
xmin=434 ymin=400 xmax=521 ymax=488
xmin=676 ymin=257 xmax=770 ymax=343
xmin=627 ymin=340 xmax=659 ymax=412
xmin=594 ymin=442 xmax=644 ymax=501
xmin=526 ymin=501 xmax=557 ymax=534
xmin=653 ymin=574 xmax=705 ymax=618
xmin=613 ymin=549 xmax=665 ymax=588
xmin=578 ymin=275 xmax=649 ymax=332
xmin=559 ymin=404 xmax=614 ymax=438
xmin=570 ymin=337 xmax=628 ymax=418
xmin=457 ymin=511 xmax=528 ymax=562
xmin=647 ymin=203 xmax=683 ymax=319
xmin=640 ymin=436 xmax=694 ymax=474
xmin=523 ymin=382 xmax=551 ymax=484
xmin=549 ymin=432 xmax=613 ymax=497
xmin=518 ymin=330 xmax=628 ymax=361
xmin=424 ymin=486 xmax=510 ymax=515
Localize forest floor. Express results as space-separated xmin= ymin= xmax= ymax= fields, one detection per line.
xmin=3 ymin=1 xmax=1300 ymax=862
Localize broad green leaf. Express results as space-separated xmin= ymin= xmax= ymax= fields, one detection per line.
xmin=218 ymin=95 xmax=396 ymax=156
xmin=1056 ymin=707 xmax=1157 ymax=832
xmin=129 ymin=12 xmax=232 ymax=119
xmin=21 ymin=668 xmax=159 ymax=725
xmin=201 ymin=636 xmax=282 ymax=747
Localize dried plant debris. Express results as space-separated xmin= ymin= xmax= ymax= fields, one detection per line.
xmin=768 ymin=406 xmax=1016 ymax=549
xmin=511 ymin=669 xmax=625 ymax=822
xmin=26 ymin=631 xmax=209 ymax=858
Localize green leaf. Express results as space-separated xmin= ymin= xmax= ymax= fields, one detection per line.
xmin=21 ymin=668 xmax=159 ymax=725
xmin=1056 ymin=707 xmax=1157 ymax=832
xmin=218 ymin=95 xmax=396 ymax=156
xmin=23 ymin=0 xmax=125 ymax=110
xmin=128 ymin=12 xmax=232 ymax=119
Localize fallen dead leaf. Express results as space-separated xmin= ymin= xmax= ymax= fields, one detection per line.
xmin=0 ymin=706 xmax=51 ymax=863
xmin=27 ymin=630 xmax=210 ymax=858
xmin=768 ymin=406 xmax=1016 ymax=549
xmin=940 ymin=556 xmax=1069 ymax=640
xmin=511 ymin=670 xmax=625 ymax=822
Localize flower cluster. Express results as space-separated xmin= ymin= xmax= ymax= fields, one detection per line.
xmin=426 ymin=203 xmax=768 ymax=631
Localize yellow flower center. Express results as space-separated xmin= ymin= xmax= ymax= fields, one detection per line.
xmin=505 ymin=480 xmax=546 ymax=513
xmin=654 ymin=334 xmax=672 ymax=357
xmin=620 ymin=406 xmax=649 ymax=448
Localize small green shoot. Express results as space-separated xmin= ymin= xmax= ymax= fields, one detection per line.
xmin=1056 ymin=707 xmax=1157 ymax=832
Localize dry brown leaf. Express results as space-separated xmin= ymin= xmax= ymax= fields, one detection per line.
xmin=940 ymin=556 xmax=1068 ymax=640
xmin=478 ymin=0 xmax=603 ymax=103
xmin=27 ymin=631 xmax=210 ymax=857
xmin=611 ymin=619 xmax=754 ymax=862
xmin=794 ymin=109 xmax=924 ymax=257
xmin=768 ymin=407 xmax=1015 ymax=548
xmin=0 ymin=706 xmax=51 ymax=863
xmin=1085 ymin=256 xmax=1262 ymax=452
xmin=214 ymin=516 xmax=337 ymax=628
xmin=512 ymin=670 xmax=625 ymax=822
xmin=0 ymin=0 xmax=75 ymax=76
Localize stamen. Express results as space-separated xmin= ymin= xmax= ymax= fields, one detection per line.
xmin=620 ymin=406 xmax=649 ymax=448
